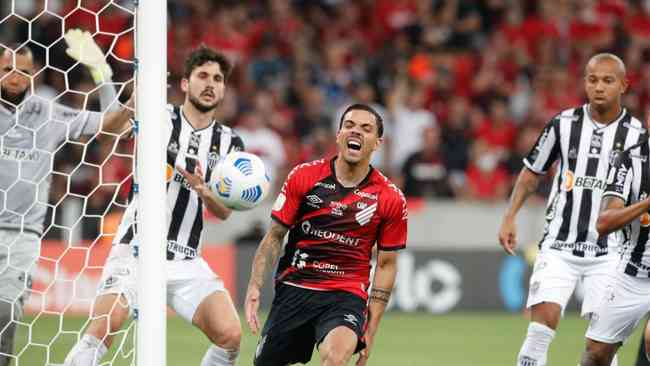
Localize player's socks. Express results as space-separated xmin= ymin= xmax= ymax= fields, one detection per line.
xmin=610 ymin=354 xmax=618 ymax=366
xmin=64 ymin=334 xmax=107 ymax=366
xmin=516 ymin=322 xmax=555 ymax=366
xmin=200 ymin=345 xmax=239 ymax=366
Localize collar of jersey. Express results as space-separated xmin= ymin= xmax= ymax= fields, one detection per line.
xmin=179 ymin=105 xmax=216 ymax=132
xmin=329 ymin=156 xmax=374 ymax=189
xmin=584 ymin=103 xmax=626 ymax=131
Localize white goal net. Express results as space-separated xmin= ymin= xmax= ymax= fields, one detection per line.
xmin=0 ymin=1 xmax=139 ymax=365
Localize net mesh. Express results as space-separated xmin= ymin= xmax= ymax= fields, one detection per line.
xmin=0 ymin=1 xmax=137 ymax=365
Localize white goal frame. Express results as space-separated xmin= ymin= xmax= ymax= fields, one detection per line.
xmin=135 ymin=1 xmax=167 ymax=365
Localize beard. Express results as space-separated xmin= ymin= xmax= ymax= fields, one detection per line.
xmin=188 ymin=93 xmax=219 ymax=113
xmin=0 ymin=86 xmax=27 ymax=107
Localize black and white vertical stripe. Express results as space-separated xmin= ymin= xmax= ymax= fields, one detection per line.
xmin=524 ymin=104 xmax=645 ymax=257
xmin=604 ymin=139 xmax=650 ymax=277
xmin=114 ymin=104 xmax=244 ymax=260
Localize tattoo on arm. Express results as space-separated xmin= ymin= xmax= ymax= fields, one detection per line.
xmin=369 ymin=288 xmax=392 ymax=305
xmin=250 ymin=222 xmax=287 ymax=288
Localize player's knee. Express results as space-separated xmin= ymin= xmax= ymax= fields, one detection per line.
xmin=320 ymin=342 xmax=354 ymax=366
xmin=583 ymin=341 xmax=614 ymax=366
xmin=212 ymin=323 xmax=241 ymax=350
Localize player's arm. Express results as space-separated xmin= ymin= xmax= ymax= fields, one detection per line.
xmin=245 ymin=220 xmax=288 ymax=334
xmin=176 ymin=160 xmax=232 ymax=220
xmin=597 ymin=152 xmax=642 ymax=235
xmin=499 ymin=118 xmax=559 ymax=255
xmin=356 ymin=250 xmax=397 ymax=366
xmin=596 ymin=196 xmax=650 ymax=235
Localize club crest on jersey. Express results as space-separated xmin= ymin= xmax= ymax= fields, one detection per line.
xmin=207 ymin=152 xmax=220 ymax=170
xmin=590 ymin=133 xmax=602 ymax=149
xmin=355 ymin=203 xmax=377 ymax=226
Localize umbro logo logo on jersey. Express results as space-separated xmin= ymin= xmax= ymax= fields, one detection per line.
xmin=306 ymin=195 xmax=323 ymax=208
xmin=343 ymin=314 xmax=359 ymax=327
xmin=356 ymin=203 xmax=377 ymax=226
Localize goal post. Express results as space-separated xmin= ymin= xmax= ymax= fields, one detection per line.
xmin=134 ymin=1 xmax=167 ymax=366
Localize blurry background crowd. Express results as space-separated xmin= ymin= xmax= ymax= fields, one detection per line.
xmin=1 ymin=0 xmax=650 ymax=240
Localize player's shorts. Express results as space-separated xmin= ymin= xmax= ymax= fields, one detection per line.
xmin=585 ymin=269 xmax=650 ymax=345
xmin=0 ymin=229 xmax=39 ymax=319
xmin=97 ymin=243 xmax=226 ymax=323
xmin=254 ymin=282 xmax=367 ymax=366
xmin=526 ymin=250 xmax=617 ymax=317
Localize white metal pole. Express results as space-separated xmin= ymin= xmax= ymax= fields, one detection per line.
xmin=135 ymin=1 xmax=167 ymax=365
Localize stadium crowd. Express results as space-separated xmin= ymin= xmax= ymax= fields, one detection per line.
xmin=1 ymin=0 xmax=650 ymax=238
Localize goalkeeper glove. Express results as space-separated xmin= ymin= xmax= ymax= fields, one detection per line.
xmin=64 ymin=28 xmax=113 ymax=84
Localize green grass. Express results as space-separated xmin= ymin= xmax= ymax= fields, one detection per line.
xmin=10 ymin=311 xmax=646 ymax=365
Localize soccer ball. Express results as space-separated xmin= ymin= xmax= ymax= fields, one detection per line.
xmin=210 ymin=151 xmax=270 ymax=211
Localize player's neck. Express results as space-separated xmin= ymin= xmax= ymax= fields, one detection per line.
xmin=182 ymin=101 xmax=214 ymax=130
xmin=333 ymin=157 xmax=370 ymax=187
xmin=588 ymin=103 xmax=623 ymax=125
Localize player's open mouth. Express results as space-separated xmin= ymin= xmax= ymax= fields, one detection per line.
xmin=347 ymin=140 xmax=362 ymax=151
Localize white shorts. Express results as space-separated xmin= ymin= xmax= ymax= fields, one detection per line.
xmin=0 ymin=229 xmax=40 ymax=318
xmin=98 ymin=244 xmax=226 ymax=323
xmin=526 ymin=250 xmax=617 ymax=317
xmin=585 ymin=270 xmax=650 ymax=344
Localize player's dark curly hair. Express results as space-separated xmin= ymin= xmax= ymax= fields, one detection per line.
xmin=338 ymin=103 xmax=384 ymax=137
xmin=183 ymin=45 xmax=232 ymax=80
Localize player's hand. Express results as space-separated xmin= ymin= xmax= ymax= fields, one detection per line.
xmin=498 ymin=216 xmax=517 ymax=255
xmin=176 ymin=161 xmax=209 ymax=195
xmin=64 ymin=28 xmax=113 ymax=84
xmin=245 ymin=284 xmax=261 ymax=335
xmin=356 ymin=331 xmax=374 ymax=366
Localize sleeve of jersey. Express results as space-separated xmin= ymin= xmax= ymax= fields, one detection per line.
xmin=270 ymin=166 xmax=305 ymax=228
xmin=229 ymin=134 xmax=245 ymax=152
xmin=523 ymin=119 xmax=559 ymax=175
xmin=53 ymin=102 xmax=101 ymax=139
xmin=377 ymin=189 xmax=408 ymax=251
xmin=604 ymin=153 xmax=633 ymax=201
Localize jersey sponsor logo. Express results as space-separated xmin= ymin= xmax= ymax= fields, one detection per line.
xmin=272 ymin=193 xmax=286 ymax=211
xmin=562 ymin=170 xmax=605 ymax=191
xmin=301 ymin=220 xmax=360 ymax=246
xmin=549 ymin=241 xmax=608 ymax=255
xmin=0 ymin=147 xmax=40 ymax=162
xmin=166 ymin=164 xmax=174 ymax=182
xmin=563 ymin=170 xmax=575 ymax=191
xmin=354 ymin=189 xmax=378 ymax=200
xmin=330 ymin=201 xmax=348 ymax=216
xmin=615 ymin=164 xmax=628 ymax=187
xmin=168 ymin=141 xmax=179 ymax=155
xmin=568 ymin=147 xmax=578 ymax=160
xmin=355 ymin=202 xmax=377 ymax=226
xmin=315 ymin=181 xmax=335 ymax=190
xmin=306 ymin=194 xmax=323 ymax=208
xmin=167 ymin=240 xmax=198 ymax=258
xmin=357 ymin=201 xmax=368 ymax=210
xmin=173 ymin=172 xmax=194 ymax=191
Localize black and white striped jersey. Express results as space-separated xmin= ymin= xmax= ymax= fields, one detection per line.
xmin=524 ymin=104 xmax=646 ymax=258
xmin=603 ymin=140 xmax=650 ymax=277
xmin=114 ymin=104 xmax=244 ymax=260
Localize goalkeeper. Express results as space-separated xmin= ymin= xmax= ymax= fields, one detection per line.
xmin=0 ymin=30 xmax=133 ymax=366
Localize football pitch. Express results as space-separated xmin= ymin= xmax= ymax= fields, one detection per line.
xmin=12 ymin=311 xmax=645 ymax=365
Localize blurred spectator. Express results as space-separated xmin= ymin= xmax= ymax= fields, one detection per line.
xmin=387 ymin=80 xmax=437 ymax=172
xmin=462 ymin=139 xmax=510 ymax=202
xmin=234 ymin=111 xmax=286 ymax=186
xmin=401 ymin=126 xmax=455 ymax=199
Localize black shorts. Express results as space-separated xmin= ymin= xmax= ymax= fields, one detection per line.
xmin=253 ymin=283 xmax=367 ymax=366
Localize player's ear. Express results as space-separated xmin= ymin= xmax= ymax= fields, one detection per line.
xmin=180 ymin=78 xmax=189 ymax=93
xmin=621 ymin=77 xmax=629 ymax=94
xmin=373 ymin=136 xmax=383 ymax=151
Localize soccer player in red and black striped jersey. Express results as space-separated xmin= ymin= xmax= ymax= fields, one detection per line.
xmin=245 ymin=103 xmax=407 ymax=366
